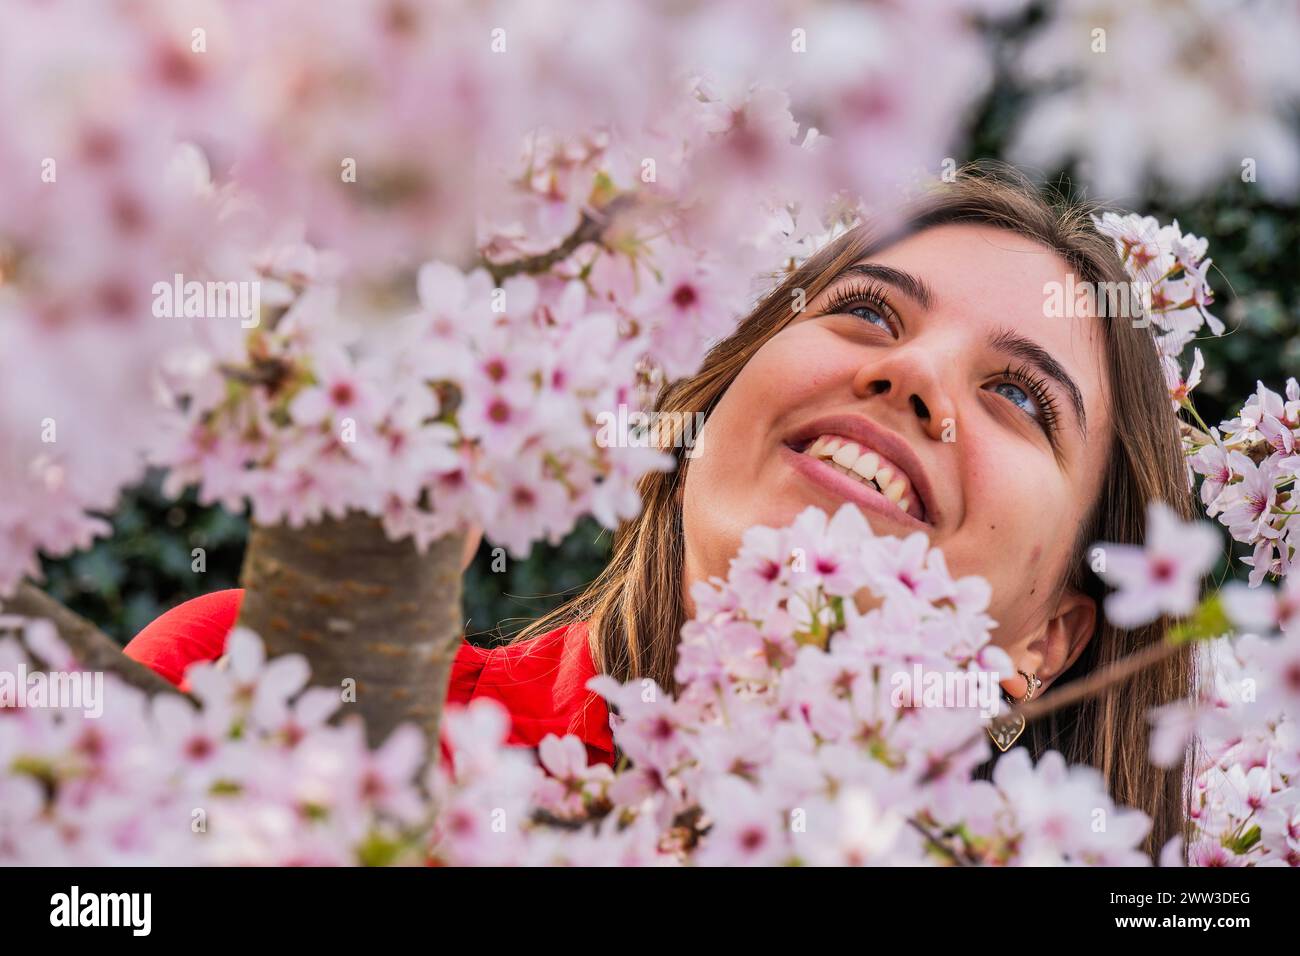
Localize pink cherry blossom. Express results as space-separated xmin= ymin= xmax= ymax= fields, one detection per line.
xmin=1096 ymin=502 xmax=1221 ymax=628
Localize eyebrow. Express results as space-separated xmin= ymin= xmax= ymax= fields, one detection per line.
xmin=832 ymin=262 xmax=938 ymax=311
xmin=988 ymin=327 xmax=1088 ymax=439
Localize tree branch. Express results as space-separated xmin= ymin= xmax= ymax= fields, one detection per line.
xmin=923 ymin=637 xmax=1187 ymax=783
xmin=482 ymin=195 xmax=639 ymax=285
xmin=1014 ymin=638 xmax=1182 ymax=728
xmin=1179 ymin=418 xmax=1272 ymax=463
xmin=1 ymin=582 xmax=188 ymax=697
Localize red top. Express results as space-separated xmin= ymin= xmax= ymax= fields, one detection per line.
xmin=123 ymin=589 xmax=614 ymax=766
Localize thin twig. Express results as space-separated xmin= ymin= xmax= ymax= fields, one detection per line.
xmin=929 ymin=638 xmax=1186 ymax=776
xmin=906 ymin=817 xmax=969 ymax=866
xmin=1179 ymin=419 xmax=1212 ymax=446
xmin=1016 ymin=638 xmax=1183 ymax=726
xmin=482 ymin=196 xmax=638 ymax=285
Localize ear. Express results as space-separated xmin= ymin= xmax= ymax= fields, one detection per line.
xmin=1000 ymin=588 xmax=1097 ymax=698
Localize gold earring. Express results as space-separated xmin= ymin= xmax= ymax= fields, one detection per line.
xmin=987 ymin=670 xmax=1040 ymax=753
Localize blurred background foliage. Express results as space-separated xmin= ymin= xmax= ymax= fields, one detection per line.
xmin=44 ymin=10 xmax=1298 ymax=646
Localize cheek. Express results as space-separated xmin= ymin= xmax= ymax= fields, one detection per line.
xmin=682 ymin=327 xmax=852 ymax=569
xmin=739 ymin=325 xmax=851 ymax=405
xmin=695 ymin=325 xmax=853 ymax=460
xmin=945 ymin=437 xmax=1080 ymax=595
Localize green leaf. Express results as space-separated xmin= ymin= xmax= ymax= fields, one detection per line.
xmin=1224 ymin=824 xmax=1261 ymax=854
xmin=357 ymin=831 xmax=406 ymax=867
xmin=1168 ymin=593 xmax=1231 ymax=645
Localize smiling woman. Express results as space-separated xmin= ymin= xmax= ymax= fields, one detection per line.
xmin=513 ymin=162 xmax=1199 ymax=861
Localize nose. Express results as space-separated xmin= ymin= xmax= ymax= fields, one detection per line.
xmin=851 ymin=345 xmax=956 ymax=443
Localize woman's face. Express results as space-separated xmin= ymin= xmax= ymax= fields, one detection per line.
xmin=681 ymin=224 xmax=1115 ymax=691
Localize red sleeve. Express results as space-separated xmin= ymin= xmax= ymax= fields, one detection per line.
xmin=123 ymin=589 xmax=244 ymax=692
xmin=123 ymin=587 xmax=508 ymax=710
xmin=125 ymin=593 xmax=613 ymax=767
xmin=124 ymin=587 xmax=495 ymax=704
xmin=442 ymin=623 xmax=614 ymax=767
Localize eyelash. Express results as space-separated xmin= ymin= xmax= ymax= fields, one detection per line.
xmin=996 ymin=363 xmax=1061 ymax=440
xmin=821 ymin=282 xmax=1062 ymax=441
xmin=821 ymin=281 xmax=900 ymax=335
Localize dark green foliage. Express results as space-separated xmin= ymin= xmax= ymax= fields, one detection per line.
xmin=462 ymin=518 xmax=613 ymax=648
xmin=38 ymin=469 xmax=247 ymax=644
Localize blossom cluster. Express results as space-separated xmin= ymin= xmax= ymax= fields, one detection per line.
xmin=1095 ymin=212 xmax=1297 ymax=589
xmin=1187 ymin=381 xmax=1300 ymax=588
xmin=430 ymin=505 xmax=1155 ymax=866
xmin=1092 ymin=500 xmax=1300 ymax=864
xmin=432 ymin=484 xmax=1300 ymax=866
xmin=8 ymin=0 xmax=1300 ymax=590
xmin=5 ymin=499 xmax=1297 ymax=866
xmin=2 ymin=505 xmax=1163 ymax=865
xmin=1011 ymin=0 xmax=1300 ymax=200
xmin=1 ymin=0 xmax=1014 ymax=591
xmin=151 ymin=252 xmax=686 ymax=556
xmin=1092 ymin=211 xmax=1223 ymax=369
xmin=1181 ymin=615 xmax=1300 ymax=867
xmin=1091 ymin=211 xmax=1300 ymax=863
xmin=0 ymin=620 xmax=429 ymax=865
xmin=1133 ymin=569 xmax=1300 ymax=867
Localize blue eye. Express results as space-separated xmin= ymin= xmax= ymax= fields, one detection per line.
xmin=846 ymin=304 xmax=891 ymax=330
xmin=992 ymin=381 xmax=1038 ymax=416
xmin=990 ymin=365 xmax=1062 ymax=443
xmin=820 ymin=280 xmax=899 ymax=338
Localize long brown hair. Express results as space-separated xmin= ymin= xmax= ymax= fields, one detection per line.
xmin=517 ymin=162 xmax=1198 ymax=861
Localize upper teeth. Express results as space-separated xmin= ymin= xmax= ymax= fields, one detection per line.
xmin=804 ymin=435 xmax=919 ymax=518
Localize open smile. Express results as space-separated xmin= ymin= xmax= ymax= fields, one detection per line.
xmin=780 ymin=416 xmax=940 ymax=532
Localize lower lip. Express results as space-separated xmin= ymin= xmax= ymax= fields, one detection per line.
xmin=779 ymin=444 xmax=933 ymax=533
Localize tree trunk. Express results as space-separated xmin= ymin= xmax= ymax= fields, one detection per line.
xmin=237 ymin=511 xmax=464 ymax=754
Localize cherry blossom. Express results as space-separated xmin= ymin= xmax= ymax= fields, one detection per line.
xmin=1095 ymin=502 xmax=1221 ymax=629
